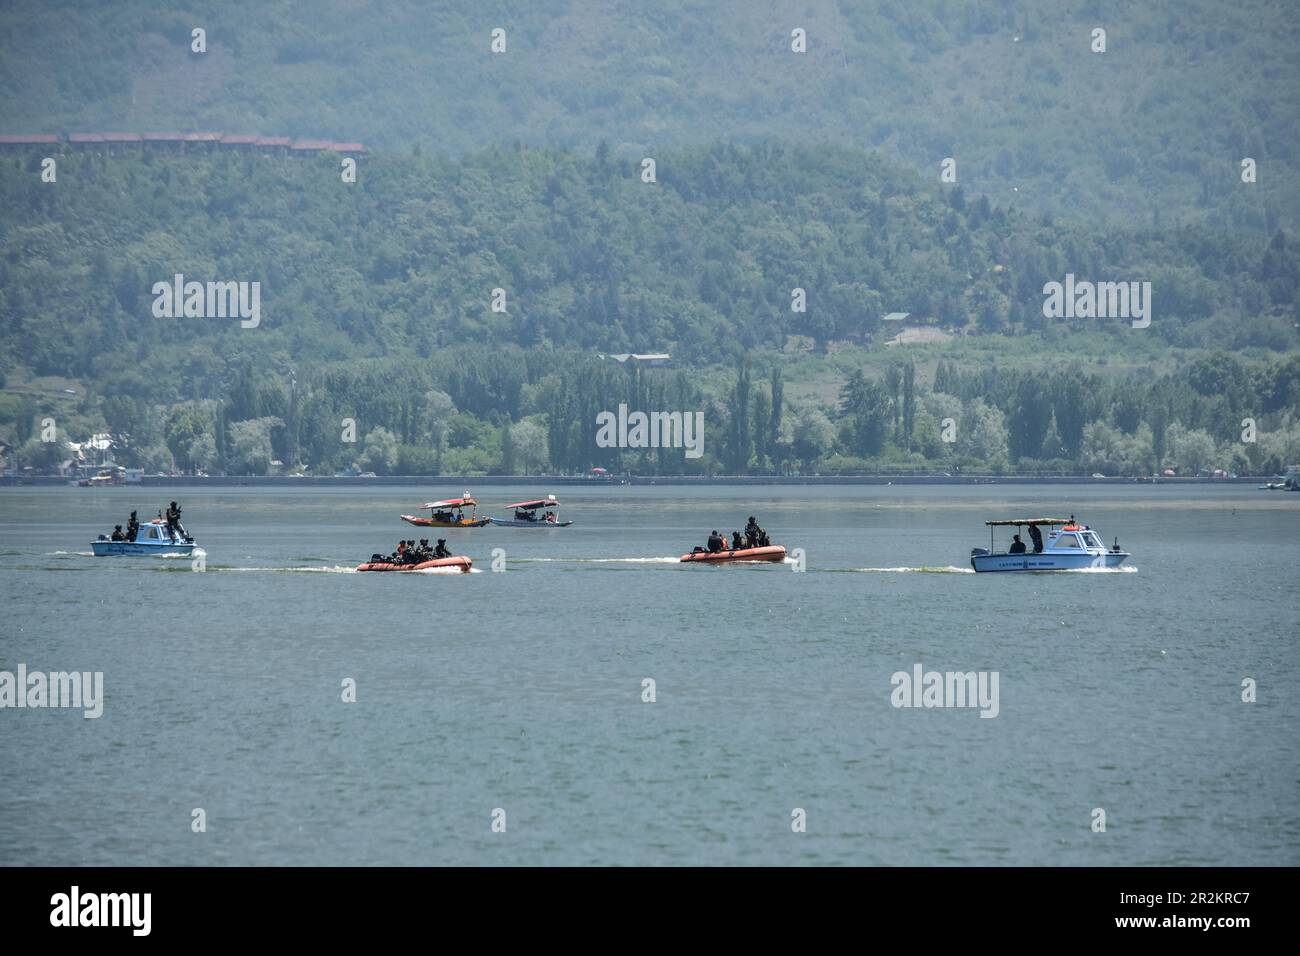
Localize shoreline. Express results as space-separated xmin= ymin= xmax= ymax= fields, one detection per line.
xmin=2 ymin=474 xmax=1282 ymax=488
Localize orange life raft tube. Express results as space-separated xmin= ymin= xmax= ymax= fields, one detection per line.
xmin=356 ymin=556 xmax=472 ymax=572
xmin=680 ymin=545 xmax=787 ymax=564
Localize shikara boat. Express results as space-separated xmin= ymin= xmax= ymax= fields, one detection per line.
xmin=490 ymin=495 xmax=572 ymax=527
xmin=970 ymin=517 xmax=1129 ymax=572
xmin=400 ymin=493 xmax=490 ymax=528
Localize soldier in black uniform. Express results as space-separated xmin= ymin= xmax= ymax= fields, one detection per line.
xmin=1028 ymin=524 xmax=1044 ymax=553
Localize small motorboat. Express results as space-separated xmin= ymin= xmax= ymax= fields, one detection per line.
xmin=489 ymin=494 xmax=572 ymax=527
xmin=400 ymin=493 xmax=490 ymax=528
xmin=356 ymin=556 xmax=472 ymax=572
xmin=970 ymin=517 xmax=1129 ymax=572
xmin=92 ymin=519 xmax=195 ymax=556
xmin=680 ymin=545 xmax=787 ymax=564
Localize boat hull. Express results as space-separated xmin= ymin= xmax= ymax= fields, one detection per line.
xmin=356 ymin=556 xmax=472 ymax=572
xmin=971 ymin=551 xmax=1128 ymax=572
xmin=680 ymin=545 xmax=787 ymax=564
xmin=400 ymin=514 xmax=490 ymax=528
xmin=489 ymin=518 xmax=572 ymax=528
xmin=91 ymin=540 xmax=195 ymax=556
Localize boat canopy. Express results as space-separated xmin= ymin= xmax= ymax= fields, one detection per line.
xmin=985 ymin=518 xmax=1070 ymax=526
xmin=421 ymin=496 xmax=475 ymax=509
xmin=506 ymin=496 xmax=559 ymax=510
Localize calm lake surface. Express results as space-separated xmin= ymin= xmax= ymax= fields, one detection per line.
xmin=1 ymin=483 xmax=1297 ymax=866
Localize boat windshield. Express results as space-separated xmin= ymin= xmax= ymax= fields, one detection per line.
xmin=1081 ymin=532 xmax=1103 ymax=549
xmin=1053 ymin=533 xmax=1081 ymax=549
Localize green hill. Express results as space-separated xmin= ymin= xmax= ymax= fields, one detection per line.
xmin=2 ymin=143 xmax=1297 ymax=477
xmin=1 ymin=0 xmax=1296 ymax=230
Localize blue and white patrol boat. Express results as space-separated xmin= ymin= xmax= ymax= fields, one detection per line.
xmin=970 ymin=517 xmax=1129 ymax=572
xmin=92 ymin=519 xmax=195 ymax=556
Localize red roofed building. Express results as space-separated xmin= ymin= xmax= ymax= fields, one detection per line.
xmin=68 ymin=133 xmax=106 ymax=149
xmin=220 ymin=134 xmax=260 ymax=150
xmin=253 ymin=136 xmax=291 ymax=154
xmin=0 ymin=134 xmax=60 ymax=151
xmin=100 ymin=132 xmax=142 ymax=154
xmin=328 ymin=142 xmax=367 ymax=155
xmin=142 ymin=133 xmax=186 ymax=152
xmin=184 ymin=132 xmax=222 ymax=150
xmin=290 ymin=139 xmax=334 ymax=153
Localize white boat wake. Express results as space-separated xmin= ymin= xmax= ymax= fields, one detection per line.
xmin=518 ymin=556 xmax=680 ymax=564
xmin=852 ymin=566 xmax=976 ymax=574
xmin=212 ymin=565 xmax=358 ymax=573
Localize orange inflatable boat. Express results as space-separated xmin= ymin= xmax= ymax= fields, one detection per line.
xmin=356 ymin=556 xmax=472 ymax=573
xmin=679 ymin=545 xmax=786 ymax=564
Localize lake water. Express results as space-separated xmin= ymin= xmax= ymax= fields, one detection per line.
xmin=1 ymin=483 xmax=1297 ymax=865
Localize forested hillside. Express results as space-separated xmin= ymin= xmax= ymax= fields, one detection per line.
xmin=0 ymin=0 xmax=1295 ymax=231
xmin=2 ymin=144 xmax=1298 ymax=477
xmin=4 ymin=143 xmax=1296 ymax=371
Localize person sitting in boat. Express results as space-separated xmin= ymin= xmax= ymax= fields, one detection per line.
xmin=395 ymin=540 xmax=407 ymax=562
xmin=731 ymin=530 xmax=743 ymax=550
xmin=707 ymin=530 xmax=725 ymax=553
xmin=433 ymin=539 xmax=451 ymax=559
xmin=126 ymin=511 xmax=140 ymax=542
xmin=544 ymin=510 xmax=556 ymax=523
xmin=1028 ymin=524 xmax=1044 ymax=553
xmin=1009 ymin=534 xmax=1027 ymax=554
xmin=434 ymin=510 xmax=452 ymax=523
xmin=758 ymin=529 xmax=770 ymax=547
xmin=110 ymin=525 xmax=125 ymax=541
